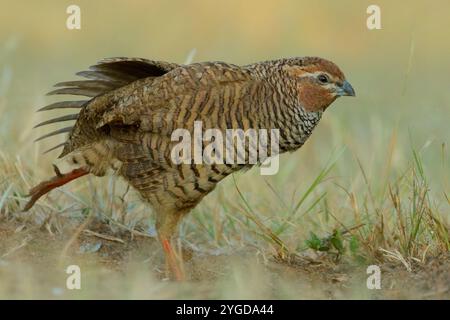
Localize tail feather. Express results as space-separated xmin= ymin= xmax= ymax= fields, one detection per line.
xmin=23 ymin=166 xmax=89 ymax=211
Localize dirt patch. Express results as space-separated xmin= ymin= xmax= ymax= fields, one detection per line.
xmin=0 ymin=220 xmax=448 ymax=299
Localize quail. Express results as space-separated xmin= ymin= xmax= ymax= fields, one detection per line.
xmin=24 ymin=56 xmax=355 ymax=280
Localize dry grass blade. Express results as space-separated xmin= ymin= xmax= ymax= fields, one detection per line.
xmin=83 ymin=229 xmax=125 ymax=244
xmin=1 ymin=235 xmax=32 ymax=259
xmin=0 ymin=184 xmax=13 ymax=212
xmin=379 ymin=248 xmax=412 ymax=272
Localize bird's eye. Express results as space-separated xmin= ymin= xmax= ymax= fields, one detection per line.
xmin=317 ymin=74 xmax=329 ymax=84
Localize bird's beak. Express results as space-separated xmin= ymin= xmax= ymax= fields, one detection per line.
xmin=339 ymin=80 xmax=355 ymax=97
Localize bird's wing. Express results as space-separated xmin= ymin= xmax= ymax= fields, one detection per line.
xmin=35 ymin=58 xmax=181 ymax=157
xmin=42 ymin=57 xmax=180 ymax=109
xmin=95 ymin=62 xmax=260 ymax=138
xmin=95 ymin=63 xmax=264 ymax=198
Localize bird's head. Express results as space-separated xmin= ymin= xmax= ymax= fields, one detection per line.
xmin=282 ymin=57 xmax=355 ymax=112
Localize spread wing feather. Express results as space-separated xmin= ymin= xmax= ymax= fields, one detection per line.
xmin=95 ymin=62 xmax=255 ymax=134
xmin=34 ymin=57 xmax=180 ymax=155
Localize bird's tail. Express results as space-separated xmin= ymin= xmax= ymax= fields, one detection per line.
xmin=23 ymin=165 xmax=89 ymax=211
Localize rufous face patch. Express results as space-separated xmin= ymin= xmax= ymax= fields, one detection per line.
xmin=298 ymin=81 xmax=337 ymax=112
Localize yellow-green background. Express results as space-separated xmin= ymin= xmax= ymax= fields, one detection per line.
xmin=0 ymin=1 xmax=449 ymax=182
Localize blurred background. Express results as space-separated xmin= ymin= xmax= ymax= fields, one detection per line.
xmin=0 ymin=0 xmax=449 ymax=182
xmin=0 ymin=0 xmax=448 ymax=299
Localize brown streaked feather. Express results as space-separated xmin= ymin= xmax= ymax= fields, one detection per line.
xmin=95 ymin=57 xmax=179 ymax=75
xmin=75 ymin=70 xmax=130 ymax=84
xmin=53 ymin=80 xmax=118 ymax=89
xmin=88 ymin=65 xmax=145 ymax=80
xmin=89 ymin=61 xmax=176 ymax=81
xmin=34 ymin=114 xmax=79 ymax=128
xmin=37 ymin=100 xmax=87 ymax=112
xmin=95 ymin=62 xmax=254 ymax=131
xmin=53 ymin=58 xmax=180 ymax=158
xmin=46 ymin=87 xmax=103 ymax=97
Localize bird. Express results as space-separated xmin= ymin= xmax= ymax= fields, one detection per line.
xmin=24 ymin=56 xmax=355 ymax=280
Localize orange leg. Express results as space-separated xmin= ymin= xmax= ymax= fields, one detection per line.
xmin=160 ymin=237 xmax=185 ymax=281
xmin=24 ymin=166 xmax=89 ymax=211
xmin=155 ymin=208 xmax=188 ymax=281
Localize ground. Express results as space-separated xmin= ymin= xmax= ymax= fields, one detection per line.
xmin=0 ymin=219 xmax=448 ymax=299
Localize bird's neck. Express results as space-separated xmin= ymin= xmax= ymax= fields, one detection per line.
xmin=246 ymin=63 xmax=324 ymax=153
xmin=276 ymin=99 xmax=323 ymax=153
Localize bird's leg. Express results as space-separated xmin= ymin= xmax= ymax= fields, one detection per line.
xmin=159 ymin=236 xmax=184 ymax=281
xmin=23 ymin=165 xmax=89 ymax=211
xmin=155 ymin=209 xmax=187 ymax=281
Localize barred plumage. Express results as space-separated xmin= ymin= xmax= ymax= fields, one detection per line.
xmin=25 ymin=56 xmax=355 ymax=280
